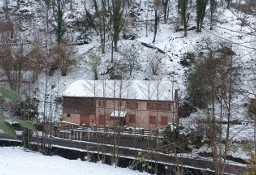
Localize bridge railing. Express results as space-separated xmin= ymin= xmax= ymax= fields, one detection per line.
xmin=55 ymin=128 xmax=163 ymax=150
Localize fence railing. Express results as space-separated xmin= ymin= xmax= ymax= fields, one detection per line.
xmin=55 ymin=128 xmax=163 ymax=150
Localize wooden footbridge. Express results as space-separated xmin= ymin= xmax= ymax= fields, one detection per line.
xmin=0 ymin=129 xmax=246 ymax=175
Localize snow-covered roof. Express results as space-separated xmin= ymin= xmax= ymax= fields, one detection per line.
xmin=61 ymin=121 xmax=79 ymax=126
xmin=63 ymin=80 xmax=174 ymax=101
xmin=110 ymin=111 xmax=127 ymax=118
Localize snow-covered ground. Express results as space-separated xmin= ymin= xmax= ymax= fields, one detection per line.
xmin=0 ymin=147 xmax=149 ymax=175
xmin=1 ymin=2 xmax=253 ymax=108
xmin=1 ymin=0 xmax=256 ymax=154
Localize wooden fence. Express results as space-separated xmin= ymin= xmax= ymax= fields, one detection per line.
xmin=55 ymin=128 xmax=163 ymax=150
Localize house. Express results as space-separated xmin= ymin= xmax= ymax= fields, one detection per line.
xmin=249 ymin=99 xmax=256 ymax=116
xmin=62 ymin=80 xmax=178 ymax=131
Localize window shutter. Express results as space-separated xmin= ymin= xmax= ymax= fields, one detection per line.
xmin=149 ymin=116 xmax=156 ymax=124
xmin=129 ymin=115 xmax=136 ymax=123
xmin=161 ymin=116 xmax=168 ymax=125
xmin=99 ymin=115 xmax=105 ymax=125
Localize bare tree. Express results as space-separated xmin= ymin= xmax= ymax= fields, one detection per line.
xmin=162 ymin=0 xmax=170 ymax=24
xmin=152 ymin=0 xmax=161 ymax=43
xmin=209 ymin=0 xmax=217 ymax=30
xmin=49 ymin=43 xmax=77 ymax=76
xmin=85 ymin=0 xmax=107 ymax=53
xmin=119 ymin=43 xmax=140 ymax=76
xmin=88 ymin=51 xmax=102 ymax=80
xmin=218 ymin=44 xmax=240 ymax=174
xmin=0 ymin=42 xmax=47 ymax=92
xmin=69 ymin=0 xmax=73 ymax=10
xmin=249 ymin=100 xmax=256 ymax=156
xmin=185 ymin=41 xmax=240 ymax=174
xmin=147 ymin=51 xmax=163 ymax=76
xmin=111 ymin=0 xmax=124 ymax=52
xmin=245 ymin=50 xmax=256 ymax=157
xmin=3 ymin=0 xmax=10 ymax=20
xmin=178 ymin=0 xmax=190 ymax=37
xmin=144 ymin=1 xmax=150 ymax=37
xmin=17 ymin=0 xmax=20 ymax=9
xmin=35 ymin=71 xmax=63 ymax=154
xmin=196 ymin=0 xmax=209 ymax=32
xmin=1 ymin=0 xmax=14 ymax=41
xmin=226 ymin=0 xmax=232 ymax=9
xmin=44 ymin=0 xmax=51 ymax=33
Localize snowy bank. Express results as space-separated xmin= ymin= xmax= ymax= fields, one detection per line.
xmin=0 ymin=147 xmax=149 ymax=175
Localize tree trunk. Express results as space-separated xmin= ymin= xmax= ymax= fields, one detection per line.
xmin=101 ymin=0 xmax=106 ymax=53
xmin=17 ymin=0 xmax=20 ymax=9
xmin=111 ymin=0 xmax=124 ymax=52
xmin=222 ymin=56 xmax=234 ymax=174
xmin=111 ymin=39 xmax=114 ymax=63
xmin=152 ymin=9 xmax=158 ymax=43
xmin=254 ymin=120 xmax=256 ymax=155
xmin=163 ymin=0 xmax=169 ymax=24
xmin=145 ymin=1 xmax=149 ymax=37
xmin=179 ymin=0 xmax=189 ymax=37
xmin=70 ymin=0 xmax=73 ymax=10
xmin=46 ymin=0 xmax=50 ymax=34
xmin=184 ymin=14 xmax=189 ymax=37
xmin=226 ymin=0 xmax=231 ymax=9
xmin=210 ymin=0 xmax=217 ymax=30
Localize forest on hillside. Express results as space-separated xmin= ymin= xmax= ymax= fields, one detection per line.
xmin=0 ymin=0 xmax=256 ymax=174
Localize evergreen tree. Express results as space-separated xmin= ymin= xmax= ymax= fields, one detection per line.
xmin=54 ymin=0 xmax=66 ymax=44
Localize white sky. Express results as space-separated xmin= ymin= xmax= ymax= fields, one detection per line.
xmin=0 ymin=147 xmax=149 ymax=175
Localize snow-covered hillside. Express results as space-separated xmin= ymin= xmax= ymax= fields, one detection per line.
xmin=0 ymin=0 xmax=256 ymax=141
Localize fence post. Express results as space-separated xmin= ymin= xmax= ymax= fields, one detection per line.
xmin=82 ymin=131 xmax=84 ymax=140
xmin=129 ymin=128 xmax=132 ymax=134
xmin=105 ymin=126 xmax=108 ymax=133
xmin=141 ymin=129 xmax=144 ymax=135
xmin=54 ymin=124 xmax=57 ymax=137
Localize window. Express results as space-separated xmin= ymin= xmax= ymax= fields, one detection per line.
xmin=99 ymin=115 xmax=105 ymax=125
xmin=161 ymin=116 xmax=168 ymax=125
xmin=147 ymin=102 xmax=161 ymax=110
xmin=127 ymin=100 xmax=138 ymax=110
xmin=67 ymin=114 xmax=71 ymax=117
xmin=162 ymin=103 xmax=171 ymax=111
xmin=110 ymin=116 xmax=114 ymax=120
xmin=151 ymin=103 xmax=157 ymax=110
xmin=157 ymin=103 xmax=162 ymax=110
xmin=147 ymin=102 xmax=172 ymax=111
xmin=98 ymin=100 xmax=106 ymax=107
xmin=129 ymin=115 xmax=136 ymax=123
xmin=147 ymin=102 xmax=157 ymax=110
xmin=149 ymin=116 xmax=156 ymax=125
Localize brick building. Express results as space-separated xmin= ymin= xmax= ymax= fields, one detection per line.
xmin=62 ymin=80 xmax=178 ymax=131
